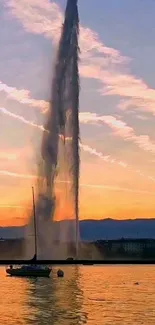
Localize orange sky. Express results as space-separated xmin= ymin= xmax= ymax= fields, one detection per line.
xmin=0 ymin=148 xmax=155 ymax=226
xmin=1 ymin=0 xmax=155 ymax=226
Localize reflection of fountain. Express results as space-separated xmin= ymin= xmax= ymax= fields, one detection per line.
xmin=25 ymin=267 xmax=87 ymax=325
xmin=25 ymin=0 xmax=80 ymax=260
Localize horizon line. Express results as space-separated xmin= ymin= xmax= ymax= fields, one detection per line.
xmin=1 ymin=217 xmax=155 ymax=228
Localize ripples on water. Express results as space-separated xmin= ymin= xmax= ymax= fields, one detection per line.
xmin=1 ymin=266 xmax=155 ymax=324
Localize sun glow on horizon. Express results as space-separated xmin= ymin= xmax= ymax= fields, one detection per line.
xmin=1 ymin=0 xmax=155 ymax=225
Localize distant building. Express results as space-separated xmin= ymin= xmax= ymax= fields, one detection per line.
xmin=96 ymin=238 xmax=155 ymax=257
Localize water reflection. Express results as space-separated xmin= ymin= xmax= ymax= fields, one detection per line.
xmin=24 ymin=267 xmax=87 ymax=325
xmin=0 ymin=273 xmax=28 ymax=324
xmin=1 ymin=266 xmax=155 ymax=325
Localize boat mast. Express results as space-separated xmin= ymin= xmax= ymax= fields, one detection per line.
xmin=32 ymin=186 xmax=37 ymax=259
xmin=76 ymin=217 xmax=79 ymax=260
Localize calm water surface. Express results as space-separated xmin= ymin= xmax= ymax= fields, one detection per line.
xmin=0 ymin=266 xmax=155 ymax=324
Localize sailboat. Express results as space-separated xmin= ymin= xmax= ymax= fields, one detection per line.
xmin=6 ymin=187 xmax=51 ymax=277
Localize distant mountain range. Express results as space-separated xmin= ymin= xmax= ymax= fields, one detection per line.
xmin=1 ymin=218 xmax=155 ymax=241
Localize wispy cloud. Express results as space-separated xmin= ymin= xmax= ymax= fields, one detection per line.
xmin=2 ymin=81 xmax=154 ymax=155
xmin=80 ymin=143 xmax=127 ymax=168
xmin=136 ymin=115 xmax=149 ymax=121
xmin=0 ymin=104 xmax=130 ymax=171
xmin=80 ymin=183 xmax=155 ymax=196
xmin=5 ymin=0 xmax=63 ymax=43
xmin=4 ymin=0 xmax=155 ymax=116
xmin=5 ymin=0 xmax=126 ymax=65
xmin=0 ymin=106 xmax=46 ymax=131
xmin=118 ymin=97 xmax=155 ymax=115
xmin=0 ymin=81 xmax=48 ymax=112
xmin=80 ymin=112 xmax=133 ymax=138
xmin=0 ymin=170 xmax=36 ymax=179
xmin=2 ymin=104 xmax=155 ymax=184
xmin=2 ymin=77 xmax=155 ymax=156
xmin=0 ymin=204 xmax=30 ymax=209
xmin=1 ymin=0 xmax=155 ymax=159
xmin=80 ymin=143 xmax=155 ymax=181
xmin=0 ymin=169 xmax=154 ymax=196
xmin=0 ymin=151 xmax=18 ymax=161
xmin=81 ymin=66 xmax=155 ymax=116
xmin=2 ymin=78 xmax=154 ymax=158
xmin=80 ymin=112 xmax=155 ymax=154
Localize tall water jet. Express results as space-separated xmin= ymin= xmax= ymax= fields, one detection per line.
xmin=26 ymin=0 xmax=80 ymax=260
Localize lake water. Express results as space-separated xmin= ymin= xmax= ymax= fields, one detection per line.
xmin=1 ymin=265 xmax=155 ymax=324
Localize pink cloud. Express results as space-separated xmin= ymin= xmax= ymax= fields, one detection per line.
xmin=79 ymin=66 xmax=155 ymax=115
xmin=0 ymin=105 xmax=129 ymax=171
xmin=4 ymin=0 xmax=155 ymax=116
xmin=1 ymin=105 xmax=155 ymax=186
xmin=1 ymin=75 xmax=155 ymax=156
xmin=1 ymin=100 xmax=155 ymax=157
xmin=0 ymin=81 xmax=48 ymax=112
xmin=80 ymin=112 xmax=155 ymax=154
xmin=80 ymin=112 xmax=133 ymax=138
xmin=5 ymin=0 xmax=125 ymax=65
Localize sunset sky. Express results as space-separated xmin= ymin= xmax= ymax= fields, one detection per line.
xmin=1 ymin=0 xmax=155 ymax=225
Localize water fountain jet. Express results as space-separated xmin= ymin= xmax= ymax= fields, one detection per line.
xmin=25 ymin=0 xmax=80 ymax=261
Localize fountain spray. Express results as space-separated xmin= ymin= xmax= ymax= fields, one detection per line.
xmin=26 ymin=0 xmax=80 ymax=260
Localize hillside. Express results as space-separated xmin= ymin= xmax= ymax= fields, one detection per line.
xmin=0 ymin=218 xmax=155 ymax=241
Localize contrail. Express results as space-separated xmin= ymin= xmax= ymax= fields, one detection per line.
xmin=0 ymin=170 xmax=154 ymax=196
xmin=1 ymin=105 xmax=155 ymax=185
xmin=0 ymin=105 xmax=128 ymax=169
xmin=80 ymin=183 xmax=155 ymax=195
xmin=80 ymin=143 xmax=127 ymax=168
xmin=1 ymin=105 xmax=127 ymax=168
xmin=0 ymin=170 xmax=36 ymax=179
xmin=0 ymin=205 xmax=31 ymax=209
xmin=0 ymin=106 xmax=46 ymax=131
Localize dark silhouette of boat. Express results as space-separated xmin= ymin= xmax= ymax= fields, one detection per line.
xmin=6 ymin=265 xmax=51 ymax=277
xmin=6 ymin=187 xmax=51 ymax=278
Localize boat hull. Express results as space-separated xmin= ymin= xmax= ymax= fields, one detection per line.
xmin=6 ymin=268 xmax=51 ymax=277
